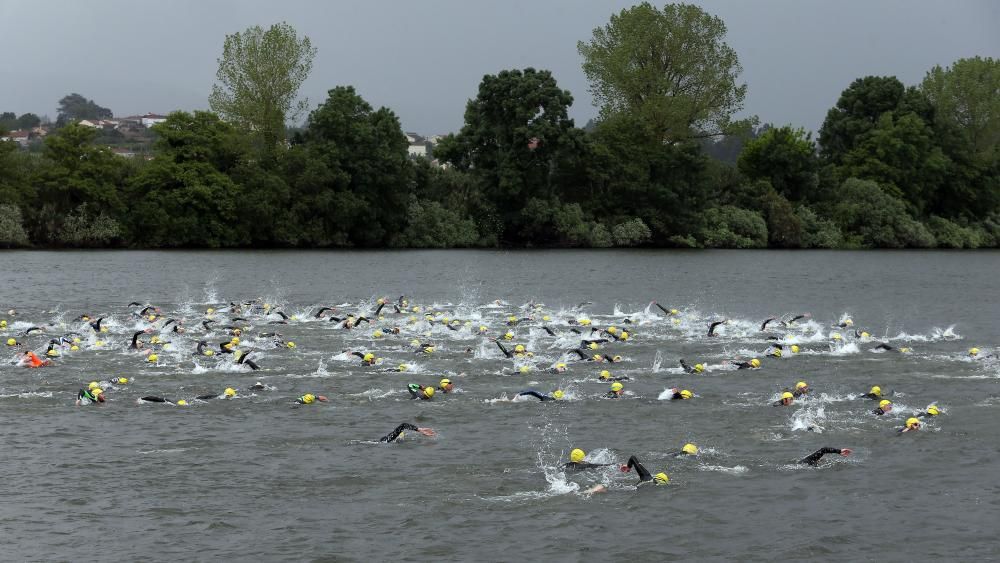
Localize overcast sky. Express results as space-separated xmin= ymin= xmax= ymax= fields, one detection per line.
xmin=2 ymin=0 xmax=997 ymax=134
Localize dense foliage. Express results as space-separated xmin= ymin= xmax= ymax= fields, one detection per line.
xmin=1 ymin=6 xmax=997 ymax=249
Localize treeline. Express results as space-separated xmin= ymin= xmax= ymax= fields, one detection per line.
xmin=1 ymin=5 xmax=997 ymax=249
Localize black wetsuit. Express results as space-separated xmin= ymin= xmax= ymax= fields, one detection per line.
xmin=799 ymin=447 xmax=845 ymax=466
xmin=77 ymin=389 xmax=101 ymax=404
xmin=679 ymin=360 xmax=698 ymax=374
xmin=793 ymin=388 xmax=808 ymax=398
xmin=603 ymin=391 xmax=622 ymax=399
xmin=518 ymin=390 xmax=556 ymax=402
xmin=873 ymin=407 xmax=889 ymax=415
xmin=380 ymin=423 xmax=419 ymax=443
xmin=407 ymin=384 xmax=431 ymax=399
xmin=563 ymin=461 xmax=611 ymax=472
xmin=860 ymin=393 xmax=884 ymax=400
xmin=760 ymin=318 xmax=777 ymax=331
xmin=139 ymin=396 xmax=169 ymax=403
xmin=708 ymin=320 xmax=726 ymax=337
xmin=130 ymin=331 xmax=144 ymax=350
xmin=496 ymin=341 xmax=513 ymax=358
xmin=626 ymin=455 xmax=654 ymax=483
xmin=196 ymin=393 xmax=224 ymax=400
xmin=668 ymin=391 xmax=686 ymax=400
xmin=731 ymin=360 xmax=755 ymax=370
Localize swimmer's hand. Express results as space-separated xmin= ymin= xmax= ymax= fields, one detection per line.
xmin=417 ymin=428 xmax=436 ymax=437
xmin=619 ymin=465 xmax=630 ymax=473
xmin=840 ymin=448 xmax=853 ymax=457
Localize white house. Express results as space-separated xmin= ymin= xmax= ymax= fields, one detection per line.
xmin=0 ymin=130 xmax=31 ymax=147
xmin=140 ymin=113 xmax=168 ymax=128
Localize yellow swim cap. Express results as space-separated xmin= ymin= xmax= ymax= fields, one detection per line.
xmin=607 ymin=326 xmax=618 ymax=335
xmin=969 ymin=347 xmax=980 ymax=356
xmin=906 ymin=417 xmax=920 ymax=428
xmin=147 ymin=354 xmax=158 ymax=362
xmin=230 ymin=337 xmax=240 ymax=345
xmin=570 ymin=448 xmax=585 ymax=463
xmin=301 ymin=394 xmax=315 ymax=404
xmin=92 ymin=388 xmax=103 ymax=396
xmin=94 ymin=341 xmax=104 ymax=347
xmin=927 ymin=405 xmax=940 ymax=415
xmin=669 ymin=308 xmax=679 ymax=315
xmin=796 ymin=381 xmax=807 ymax=390
xmin=206 ymin=308 xmax=215 ymax=314
xmin=150 ymin=336 xmax=161 ymax=344
xmin=680 ymin=389 xmax=693 ymax=399
xmin=439 ymin=378 xmax=452 ymax=388
xmin=363 ymin=353 xmax=375 ymax=362
xmin=556 ymin=363 xmax=567 ymax=370
xmin=504 ymin=332 xmax=514 ymax=340
xmin=845 ymin=318 xmax=854 ymax=326
xmin=611 ymin=382 xmax=624 ymax=392
xmin=117 ymin=377 xmax=128 ymax=385
xmin=478 ymin=325 xmax=488 ymax=333
xmin=860 ymin=331 xmax=870 ymax=338
xmin=88 ymin=381 xmax=100 ymax=390
xmin=224 ymin=387 xmax=236 ymax=398
xmin=654 ymin=472 xmax=669 ymax=484
xmin=514 ymin=344 xmax=526 ymax=353
xmin=593 ymin=354 xmax=603 ymax=361
xmin=73 ymin=337 xmax=81 ymax=344
xmin=694 ymin=363 xmax=705 ymax=373
xmin=46 ymin=349 xmax=59 ymax=357
xmin=377 ymin=297 xmax=385 ymax=305
xmin=870 ymin=386 xmax=881 ymax=396
xmin=671 ymin=318 xmax=680 ymax=325
xmin=203 ymin=349 xmax=215 ymax=356
xmin=398 ymin=364 xmax=408 ymax=372
xmin=588 ymin=342 xmax=599 ymax=350
xmin=519 ymin=366 xmax=530 ymax=374
xmin=578 ymin=318 xmax=591 ymax=326
xmin=423 ymin=386 xmax=435 ymax=398
xmin=832 ymin=332 xmax=842 ymax=341
xmin=70 ymin=345 xmax=79 ymax=351
xmin=553 ymin=390 xmax=564 ymax=400
xmin=177 ymin=399 xmax=188 ymax=406
xmin=682 ymin=443 xmax=698 ymax=455
xmin=750 ymin=358 xmax=761 ymax=368
xmin=600 ymin=370 xmax=611 ymax=380
xmin=772 ymin=349 xmax=783 ymax=358
xmin=613 ymin=355 xmax=622 ymax=362
xmin=286 ymin=341 xmax=296 ymax=349
xmin=542 ymin=315 xmax=551 ymax=322
xmin=507 ymin=315 xmax=517 ymax=323
xmin=879 ymin=399 xmax=892 ymax=408
xmin=373 ymin=330 xmax=383 ymax=338
xmin=790 ymin=345 xmax=800 ymax=354
xmin=620 ymin=332 xmax=630 ymax=341
xmin=900 ymin=347 xmax=911 ymax=353
xmin=781 ymin=392 xmax=794 ymax=400
xmin=6 ymin=338 xmax=16 ymax=346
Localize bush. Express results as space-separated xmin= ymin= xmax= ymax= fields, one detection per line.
xmin=400 ymin=197 xmax=480 ymax=248
xmin=700 ymin=205 xmax=768 ymax=248
xmin=832 ymin=178 xmax=935 ymax=248
xmin=588 ymin=223 xmax=613 ymax=247
xmin=57 ymin=204 xmax=121 ymax=247
xmin=0 ymin=204 xmax=30 ymax=247
xmin=926 ymin=216 xmax=983 ymax=248
xmin=796 ymin=206 xmax=843 ymax=248
xmin=611 ymin=217 xmax=652 ymax=246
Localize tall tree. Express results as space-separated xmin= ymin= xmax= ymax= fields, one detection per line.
xmin=209 ymin=22 xmax=316 ymax=151
xmin=738 ymin=126 xmax=819 ymax=202
xmin=578 ymin=2 xmax=750 ymax=143
xmin=56 ymin=93 xmax=112 ymax=125
xmin=921 ymin=56 xmax=1000 ymax=162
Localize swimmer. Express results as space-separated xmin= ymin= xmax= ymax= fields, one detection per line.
xmin=407 ymin=384 xmax=435 ymax=400
xmin=792 ymin=381 xmax=809 ymax=397
xmin=764 ymin=344 xmax=783 ymax=358
xmin=88 ymin=317 xmax=105 ymax=333
xmin=732 ymin=358 xmax=761 ymax=370
xmin=438 ymin=378 xmax=455 ymax=393
xmin=563 ymin=448 xmax=612 ymax=471
xmin=604 ymin=382 xmax=624 ymax=398
xmin=667 ymin=388 xmax=693 ymax=400
xmin=782 ymin=314 xmax=810 ymax=327
xmin=294 ymin=393 xmax=328 ymax=404
xmin=196 ymin=387 xmax=238 ymax=400
xmin=20 ymin=351 xmax=51 ymax=368
xmin=707 ymin=320 xmax=727 ymax=337
xmin=234 ymin=350 xmax=260 ymax=371
xmin=130 ymin=330 xmax=150 ymax=350
xmin=773 ymin=392 xmax=794 ymax=406
xmin=917 ymin=405 xmax=941 ymax=418
xmin=899 ymin=418 xmax=921 ymax=432
xmin=76 ymin=387 xmax=105 ymax=406
xmin=872 ymin=343 xmax=912 ymax=353
xmin=760 ymin=317 xmax=778 ymax=331
xmin=517 ymin=389 xmax=564 ymax=401
xmin=620 ymin=455 xmax=669 ymax=487
xmin=666 ymin=443 xmax=699 ymax=457
xmin=653 ymin=303 xmax=679 ymax=316
xmin=598 ymin=369 xmax=628 ymax=382
xmin=679 ymin=359 xmax=705 ymax=374
xmin=860 ymin=386 xmax=886 ymax=400
xmin=548 ymin=362 xmax=568 ymax=374
xmin=873 ymin=400 xmax=892 ymax=415
xmin=248 ymin=381 xmax=267 ymax=391
xmin=799 ymin=447 xmax=852 ymax=465
xmin=351 ymin=351 xmax=377 ymax=366
xmin=379 ymin=423 xmax=436 ymax=443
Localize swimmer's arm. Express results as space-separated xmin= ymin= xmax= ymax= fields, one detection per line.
xmin=624 ymin=455 xmax=653 ymax=482
xmin=380 ymin=423 xmax=419 ymax=443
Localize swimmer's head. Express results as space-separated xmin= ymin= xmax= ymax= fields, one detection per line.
xmin=926 ymin=405 xmax=940 ymax=416
xmin=879 ymin=399 xmax=891 ymax=409
xmin=422 ymin=386 xmax=435 ymax=399
xmin=177 ymin=399 xmax=188 ymax=406
xmin=600 ymin=370 xmax=611 ymax=380
xmin=570 ymin=448 xmax=585 ymax=463
xmin=147 ymin=354 xmax=158 ymax=362
xmin=653 ymin=472 xmax=669 ymax=485
xmin=478 ymin=325 xmax=488 ymax=333
xmin=6 ymin=338 xmax=16 ymax=346
xmin=619 ymin=332 xmax=630 ymax=341
xmin=514 ymin=344 xmax=525 ymax=353
xmin=832 ymin=332 xmax=842 ymax=341
xmin=869 ymin=386 xmax=881 ymax=397
xmin=588 ymin=342 xmax=599 ymax=350
xmin=679 ymin=389 xmax=693 ymax=399
xmin=373 ymin=330 xmax=383 ymax=338
xmin=682 ymin=443 xmax=698 ymax=455
xmin=750 ymin=358 xmax=761 ymax=368
xmin=542 ymin=315 xmax=551 ymax=322
xmin=790 ymin=345 xmax=800 ymax=354
xmin=860 ymin=331 xmax=870 ymax=338
xmin=363 ymin=352 xmax=375 ymax=363
xmin=771 ymin=349 xmax=783 ymax=358
xmin=781 ymin=391 xmax=794 ymax=405
xmin=693 ymin=363 xmax=705 ymax=373
xmin=610 ymin=382 xmax=624 ymax=393
xmin=224 ymin=388 xmax=237 ymax=398
xmin=230 ymin=337 xmax=240 ymax=345
xmin=796 ymin=381 xmax=808 ymax=391
xmin=88 ymin=381 xmax=100 ymax=390
xmin=117 ymin=377 xmax=129 ymax=385
xmin=968 ymin=347 xmax=980 ymax=357
xmin=439 ymin=378 xmax=453 ymax=391
xmin=203 ymin=349 xmax=215 ymax=356
xmin=519 ymin=366 xmax=530 ymax=374
xmin=906 ymin=417 xmax=920 ymax=430
xmin=578 ymin=319 xmax=591 ymax=326
xmin=555 ymin=363 xmax=567 ymax=372
xmin=552 ymin=390 xmax=564 ymax=400
xmin=286 ymin=341 xmax=296 ymax=349
xmin=606 ymin=326 xmax=618 ymax=335
xmin=300 ymin=394 xmax=315 ymax=404
xmin=398 ymin=363 xmax=408 ymax=372
xmin=504 ymin=331 xmax=514 ymax=340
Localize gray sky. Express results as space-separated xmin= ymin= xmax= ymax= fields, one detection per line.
xmin=2 ymin=0 xmax=997 ymax=134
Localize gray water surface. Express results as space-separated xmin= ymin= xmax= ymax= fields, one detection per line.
xmin=1 ymin=250 xmax=998 ymax=562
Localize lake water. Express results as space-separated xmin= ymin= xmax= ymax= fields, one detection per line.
xmin=1 ymin=250 xmax=998 ymax=561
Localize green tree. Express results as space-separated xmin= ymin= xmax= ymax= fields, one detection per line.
xmin=0 ymin=204 xmax=30 ymax=247
xmin=578 ymin=2 xmax=750 ymax=142
xmin=700 ymin=205 xmax=767 ymax=248
xmin=737 ymin=125 xmax=818 ymax=201
xmin=17 ymin=113 xmax=41 ymax=130
xmin=922 ymin=56 xmax=1000 ymax=162
xmin=56 ymin=93 xmax=112 ymax=125
xmin=209 ymin=22 xmax=316 ymax=151
xmin=127 ymin=112 xmax=249 ymax=247
xmin=831 ymin=178 xmax=935 ymax=248
xmin=434 ymin=68 xmax=580 ymax=243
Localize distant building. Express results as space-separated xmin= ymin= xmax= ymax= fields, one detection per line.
xmin=110 ymin=147 xmax=136 ymax=158
xmin=140 ymin=113 xmax=168 ymax=128
xmin=0 ymin=130 xmax=31 ymax=147
xmin=405 ymin=131 xmax=435 ymax=160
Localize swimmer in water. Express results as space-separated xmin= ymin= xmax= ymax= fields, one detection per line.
xmin=872 ymin=343 xmax=912 ymax=353
xmin=20 ymin=351 xmax=51 ymax=368
xmin=666 ymin=443 xmax=699 ymax=457
xmin=195 ymin=387 xmax=238 ymax=400
xmin=899 ymin=418 xmax=921 ymax=432
xmin=707 ymin=320 xmax=727 ymax=337
xmin=860 ymin=385 xmax=886 ymax=400
xmin=295 ymin=393 xmax=328 ymax=404
xmin=792 ymin=381 xmax=809 ymax=397
xmin=680 ymin=359 xmax=705 ymax=374
xmin=667 ymin=388 xmax=693 ymax=401
xmin=782 ymin=314 xmax=810 ymax=327
xmin=248 ymin=382 xmax=267 ymax=391
xmin=773 ymin=392 xmax=794 ymax=406
xmin=799 ymin=447 xmax=852 ymax=465
xmin=351 ymin=351 xmax=377 ymax=366
xmin=873 ymin=400 xmax=892 ymax=415
xmin=604 ymin=382 xmax=624 ymax=398
xmin=731 ymin=358 xmax=761 ymax=370
xmin=379 ymin=423 xmax=436 ymax=443
xmin=234 ymin=350 xmax=260 ymax=370
xmin=917 ymin=405 xmax=940 ymax=418
xmin=437 ymin=378 xmax=455 ymax=393
xmin=598 ymin=369 xmax=628 ymax=382
xmin=563 ymin=448 xmax=612 ymax=471
xmin=517 ymin=389 xmax=564 ymax=401
xmin=620 ymin=455 xmax=669 ymax=486
xmin=76 ymin=387 xmax=105 ymax=406
xmin=407 ymin=384 xmax=435 ymax=400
